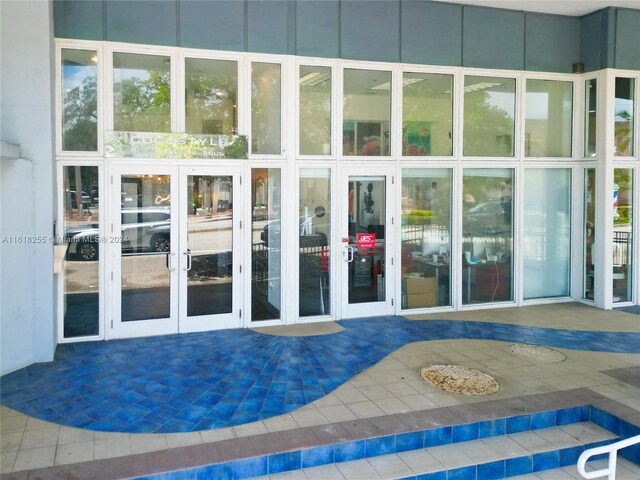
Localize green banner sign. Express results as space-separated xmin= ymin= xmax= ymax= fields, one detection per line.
xmin=105 ymin=131 xmax=248 ymax=159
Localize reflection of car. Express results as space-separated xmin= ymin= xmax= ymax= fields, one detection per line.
xmin=69 ymin=190 xmax=90 ymax=209
xmin=65 ymin=208 xmax=171 ymax=261
xmin=463 ymin=200 xmax=511 ymax=234
xmin=261 ymin=218 xmax=328 ymax=248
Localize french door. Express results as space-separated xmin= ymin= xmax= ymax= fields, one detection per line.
xmin=110 ymin=165 xmax=242 ymax=338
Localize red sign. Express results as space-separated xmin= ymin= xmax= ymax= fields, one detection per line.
xmin=357 ymin=233 xmax=376 ymax=248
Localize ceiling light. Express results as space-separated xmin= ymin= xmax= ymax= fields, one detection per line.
xmin=299 ymin=71 xmax=331 ymax=86
xmin=369 ymin=77 xmax=425 ymax=91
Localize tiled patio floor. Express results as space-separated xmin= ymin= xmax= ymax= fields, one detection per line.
xmin=1 ymin=302 xmax=639 ymax=478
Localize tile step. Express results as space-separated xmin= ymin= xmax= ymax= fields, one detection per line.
xmin=509 ymin=457 xmax=640 ymax=480
xmin=256 ymin=422 xmax=618 ymax=480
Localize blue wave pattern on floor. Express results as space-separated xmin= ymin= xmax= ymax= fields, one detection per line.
xmin=1 ymin=316 xmax=639 ymax=433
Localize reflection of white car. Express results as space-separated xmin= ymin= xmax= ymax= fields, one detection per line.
xmin=65 ymin=208 xmax=170 ymax=261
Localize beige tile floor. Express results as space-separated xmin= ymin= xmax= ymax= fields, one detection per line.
xmin=1 ymin=303 xmax=639 ymax=475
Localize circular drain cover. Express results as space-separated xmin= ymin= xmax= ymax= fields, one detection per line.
xmin=420 ymin=365 xmax=500 ymax=396
xmin=508 ymin=343 xmax=567 ymax=363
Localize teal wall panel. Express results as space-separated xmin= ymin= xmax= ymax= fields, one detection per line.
xmin=615 ymin=8 xmax=640 ymax=70
xmin=401 ymin=1 xmax=462 ymax=66
xmin=296 ymin=0 xmax=340 ymax=58
xmin=463 ymin=6 xmax=525 ymax=70
xmin=580 ymin=11 xmax=603 ymax=71
xmin=247 ymin=0 xmax=289 ymax=54
xmin=525 ymin=13 xmax=579 ymax=73
xmin=106 ymin=0 xmax=177 ymax=46
xmin=53 ymin=0 xmax=104 ymax=41
xmin=179 ymin=1 xmax=245 ymax=52
xmin=341 ymin=0 xmax=401 ymax=63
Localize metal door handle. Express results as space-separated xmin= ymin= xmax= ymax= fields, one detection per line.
xmin=166 ymin=252 xmax=176 ymax=272
xmin=183 ymin=251 xmax=192 ymax=271
xmin=347 ymin=246 xmax=355 ymax=263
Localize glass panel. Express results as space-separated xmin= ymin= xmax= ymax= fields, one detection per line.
xmin=113 ymin=53 xmax=170 ymax=132
xmin=62 ymin=166 xmax=100 ymax=337
xmin=348 ymin=176 xmax=386 ymax=303
xmin=120 ymin=174 xmax=172 ymax=321
xmin=402 ymin=73 xmax=453 ymax=156
xmin=252 ymin=168 xmax=281 ymax=320
xmin=462 ymin=169 xmax=513 ymax=304
xmin=615 ymin=78 xmax=635 ymax=157
xmin=583 ymin=168 xmax=596 ymax=300
xmin=300 ymin=66 xmax=332 ymax=155
xmin=187 ymin=175 xmax=233 ymax=317
xmin=463 ymin=76 xmax=515 ymax=157
xmin=343 ymin=69 xmax=391 ymax=156
xmin=401 ymin=169 xmax=452 ymax=308
xmin=525 ymin=80 xmax=573 ymax=157
xmin=185 ymin=58 xmax=237 ymax=135
xmin=299 ymin=169 xmax=331 ymax=316
xmin=585 ymin=79 xmax=597 ymax=157
xmin=613 ymin=169 xmax=633 ymax=303
xmin=523 ymin=169 xmax=571 ymax=299
xmin=251 ymin=62 xmax=281 ymax=155
xmin=61 ymin=49 xmax=98 ymax=151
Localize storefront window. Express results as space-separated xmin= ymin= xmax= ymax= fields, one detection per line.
xmin=299 ymin=169 xmax=331 ymax=316
xmin=185 ymin=58 xmax=237 ymax=135
xmin=113 ymin=52 xmax=170 ymax=132
xmin=402 ymin=73 xmax=453 ymax=156
xmin=583 ymin=168 xmax=596 ymax=300
xmin=613 ymin=169 xmax=633 ymax=303
xmin=525 ymin=80 xmax=573 ymax=157
xmin=61 ymin=49 xmax=98 ymax=151
xmin=523 ymin=169 xmax=571 ymax=299
xmin=252 ymin=168 xmax=281 ymax=320
xmin=343 ymin=69 xmax=391 ymax=156
xmin=462 ymin=169 xmax=513 ymax=304
xmin=300 ymin=66 xmax=331 ymax=155
xmin=615 ymin=78 xmax=635 ymax=157
xmin=61 ymin=165 xmax=100 ymax=338
xmin=585 ymin=79 xmax=597 ymax=157
xmin=463 ymin=76 xmax=515 ymax=157
xmin=401 ymin=169 xmax=451 ymax=308
xmin=251 ymin=63 xmax=281 ymax=155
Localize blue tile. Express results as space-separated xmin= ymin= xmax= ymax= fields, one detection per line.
xmin=559 ymin=446 xmax=584 ymax=467
xmin=424 ymin=427 xmax=452 ymax=447
xmin=533 ymin=451 xmax=559 ymax=472
xmin=366 ymin=435 xmax=395 ymax=457
xmin=395 ymin=431 xmax=423 ymax=452
xmin=477 ymin=460 xmax=505 ymax=479
xmin=448 ymin=465 xmax=476 ymax=480
xmin=478 ymin=419 xmax=505 ymax=438
xmin=334 ymin=440 xmax=365 ymax=463
xmin=196 ymin=463 xmax=233 ymax=480
xmin=531 ymin=411 xmax=556 ymax=430
xmin=506 ymin=455 xmax=532 ymax=476
xmin=506 ymin=415 xmax=530 ymax=434
xmin=591 ymin=408 xmax=621 ymax=435
xmin=556 ymin=407 xmax=580 ymax=425
xmin=416 ymin=472 xmax=446 ymax=480
xmin=268 ymin=451 xmax=301 ymax=474
xmin=452 ymin=423 xmax=479 ymax=442
xmin=232 ymin=456 xmax=267 ymax=479
xmin=301 ymin=446 xmax=333 ymax=468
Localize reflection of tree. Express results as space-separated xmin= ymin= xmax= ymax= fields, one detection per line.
xmin=63 ymin=76 xmax=97 ymax=150
xmin=114 ymin=71 xmax=170 ymax=132
xmin=464 ymin=90 xmax=513 ymax=156
xmin=615 ymin=110 xmax=633 ymax=156
xmin=185 ymin=73 xmax=237 ymax=134
xmin=300 ymin=81 xmax=330 ymax=154
xmin=251 ymin=68 xmax=281 ymax=154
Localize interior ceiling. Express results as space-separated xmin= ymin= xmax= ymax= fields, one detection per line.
xmin=434 ymin=0 xmax=640 ymax=16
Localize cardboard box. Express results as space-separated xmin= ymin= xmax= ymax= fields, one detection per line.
xmin=407 ymin=292 xmax=437 ymax=308
xmin=405 ymin=276 xmax=437 ymax=294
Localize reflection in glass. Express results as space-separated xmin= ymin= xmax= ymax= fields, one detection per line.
xmin=463 ymin=76 xmax=515 ymax=157
xmin=251 ymin=63 xmax=281 ymax=154
xmin=401 ymin=169 xmax=451 ymax=308
xmin=525 ymin=80 xmax=573 ymax=157
xmin=585 ymin=79 xmax=597 ymax=157
xmin=583 ymin=168 xmax=596 ymax=300
xmin=300 ymin=66 xmax=332 ymax=155
xmin=348 ymin=176 xmax=386 ymax=304
xmin=113 ymin=53 xmax=170 ymax=132
xmin=523 ymin=169 xmax=571 ymax=299
xmin=187 ymin=176 xmax=233 ymax=316
xmin=299 ymin=170 xmax=331 ymax=316
xmin=462 ymin=169 xmax=513 ymax=304
xmin=402 ymin=73 xmax=453 ymax=156
xmin=343 ymin=69 xmax=391 ymax=156
xmin=62 ymin=49 xmax=98 ymax=151
xmin=62 ymin=166 xmax=100 ymax=337
xmin=615 ymin=78 xmax=635 ymax=157
xmin=121 ymin=174 xmax=172 ymax=321
xmin=252 ymin=168 xmax=281 ymax=320
xmin=185 ymin=59 xmax=237 ymax=135
xmin=613 ymin=169 xmax=633 ymax=303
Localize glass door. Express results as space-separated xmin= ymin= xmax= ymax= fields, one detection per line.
xmin=341 ymin=169 xmax=394 ymax=318
xmin=179 ymin=167 xmax=242 ymax=332
xmin=111 ymin=166 xmax=179 ymax=338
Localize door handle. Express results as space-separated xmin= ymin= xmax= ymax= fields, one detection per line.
xmin=183 ymin=251 xmax=192 ymax=271
xmin=347 ymin=246 xmax=355 ymax=263
xmin=166 ymin=252 xmax=176 ymax=272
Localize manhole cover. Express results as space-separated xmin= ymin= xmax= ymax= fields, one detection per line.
xmin=507 ymin=343 xmax=566 ymax=363
xmin=420 ymin=365 xmax=500 ymax=396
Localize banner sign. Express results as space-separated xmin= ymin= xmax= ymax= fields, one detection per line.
xmin=105 ymin=131 xmax=248 ymax=159
xmin=357 ymin=233 xmax=376 ymax=248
